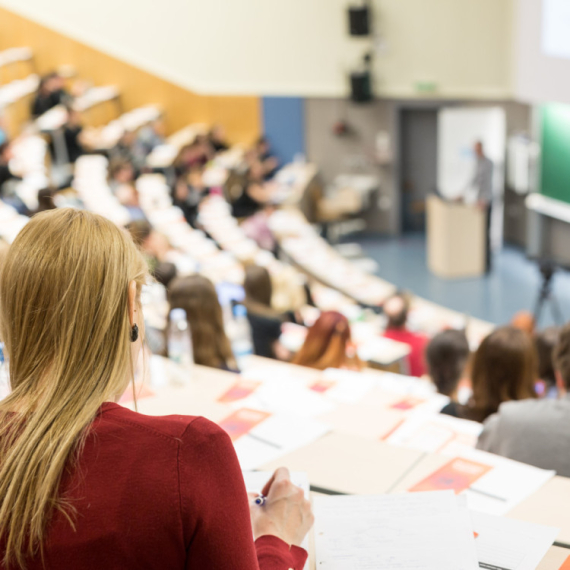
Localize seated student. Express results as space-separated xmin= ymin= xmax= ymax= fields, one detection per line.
xmin=0 ymin=142 xmax=20 ymax=189
xmin=168 ymin=275 xmax=238 ymax=372
xmin=382 ymin=293 xmax=428 ymax=377
xmin=174 ymin=139 xmax=210 ymax=176
xmin=535 ymin=326 xmax=560 ymax=398
xmin=454 ymin=326 xmax=537 ymax=423
xmin=31 ymin=73 xmax=69 ymax=117
xmin=63 ymin=108 xmax=85 ymax=163
xmin=116 ymin=184 xmax=146 ymax=222
xmin=241 ymin=202 xmax=278 ymax=253
xmin=0 ymin=142 xmax=27 ymax=215
xmin=477 ymin=322 xmax=570 ymax=476
xmin=0 ymin=209 xmax=311 ymax=569
xmin=35 ymin=187 xmax=57 ymax=214
xmin=136 ymin=119 xmax=166 ymax=156
xmin=255 ymin=136 xmax=279 ymax=180
xmin=426 ymin=330 xmax=471 ymax=417
xmin=108 ymin=159 xmax=136 ymax=195
xmin=126 ymin=219 xmax=171 ymax=276
xmin=110 ymin=130 xmax=146 ymax=173
xmin=232 ymin=180 xmax=273 ymax=219
xmin=172 ymin=167 xmax=209 ymax=228
xmin=292 ymin=311 xmax=362 ymax=371
xmin=244 ymin=265 xmax=290 ymax=360
xmin=208 ymin=124 xmax=230 ymax=153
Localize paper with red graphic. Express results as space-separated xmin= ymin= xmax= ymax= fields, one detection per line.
xmin=218 ymin=408 xmax=271 ymax=441
xmin=217 ymin=380 xmax=261 ymax=403
xmin=310 ymin=379 xmax=336 ymax=394
xmin=390 ymin=396 xmax=426 ymax=410
xmin=410 ymin=458 xmax=493 ymax=494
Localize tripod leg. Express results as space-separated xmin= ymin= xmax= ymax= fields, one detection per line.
xmin=549 ymin=295 xmax=565 ymax=326
xmin=534 ymin=292 xmax=546 ymax=326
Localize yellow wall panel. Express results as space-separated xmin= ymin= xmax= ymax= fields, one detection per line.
xmin=0 ymin=6 xmax=261 ymax=144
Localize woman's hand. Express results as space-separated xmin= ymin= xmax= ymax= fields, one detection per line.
xmin=248 ymin=467 xmax=314 ymax=547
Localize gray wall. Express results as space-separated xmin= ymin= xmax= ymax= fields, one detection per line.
xmin=305 ymin=98 xmax=532 ymax=236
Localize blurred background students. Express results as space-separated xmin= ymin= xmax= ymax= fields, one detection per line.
xmin=477 ymin=322 xmax=570 ymax=476
xmin=426 ymin=329 xmax=470 ymax=417
xmin=31 ymin=72 xmax=69 ymax=117
xmin=293 ymin=311 xmax=361 ymax=371
xmin=243 ymin=265 xmax=289 ymax=360
xmin=208 ymin=125 xmax=230 ymax=153
xmin=62 ymin=108 xmax=85 ymax=163
xmin=454 ymin=326 xmax=537 ymax=423
xmin=382 ymin=293 xmax=428 ymax=377
xmin=168 ymin=275 xmax=238 ymax=372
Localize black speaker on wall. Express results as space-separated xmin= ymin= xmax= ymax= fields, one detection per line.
xmin=350 ymin=70 xmax=372 ymax=103
xmin=348 ymin=6 xmax=370 ymax=36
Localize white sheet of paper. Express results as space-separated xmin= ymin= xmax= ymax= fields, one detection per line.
xmin=233 ymin=380 xmax=337 ymax=418
xmin=314 ymin=491 xmax=479 ymax=570
xmin=242 ymin=470 xmax=311 ymax=569
xmin=321 ymin=368 xmax=378 ymax=404
xmin=233 ymin=414 xmax=330 ymax=470
xmin=471 ymin=511 xmax=559 ymax=570
xmin=384 ymin=412 xmax=483 ymax=455
xmin=458 ymin=449 xmax=555 ymax=516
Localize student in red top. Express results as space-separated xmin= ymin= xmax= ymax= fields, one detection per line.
xmin=382 ymin=293 xmax=429 ymax=377
xmin=0 ymin=208 xmax=312 ymax=570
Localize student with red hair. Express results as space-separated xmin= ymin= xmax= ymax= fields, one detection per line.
xmin=292 ymin=311 xmax=361 ymax=370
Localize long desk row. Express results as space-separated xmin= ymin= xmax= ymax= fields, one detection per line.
xmin=127 ymin=357 xmax=570 ymax=570
xmin=266 ymin=166 xmax=495 ymax=347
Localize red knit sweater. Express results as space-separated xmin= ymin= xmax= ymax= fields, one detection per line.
xmin=3 ymin=403 xmax=307 ymax=569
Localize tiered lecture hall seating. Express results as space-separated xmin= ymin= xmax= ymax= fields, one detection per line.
xmin=0 ymin=45 xmax=568 ymax=570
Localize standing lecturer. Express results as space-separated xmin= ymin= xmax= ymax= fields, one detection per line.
xmin=470 ymin=140 xmax=494 ymax=273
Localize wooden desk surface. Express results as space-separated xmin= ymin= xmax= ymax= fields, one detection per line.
xmin=261 ymin=431 xmax=424 ymax=495
xmin=507 ymin=476 xmax=570 ymax=547
xmin=135 ymin=358 xmax=569 ymax=557
xmin=538 ymin=547 xmax=569 ymax=570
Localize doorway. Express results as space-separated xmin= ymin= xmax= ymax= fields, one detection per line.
xmin=399 ymin=108 xmax=438 ymax=233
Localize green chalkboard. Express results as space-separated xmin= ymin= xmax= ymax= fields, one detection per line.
xmin=541 ymin=104 xmax=570 ymax=205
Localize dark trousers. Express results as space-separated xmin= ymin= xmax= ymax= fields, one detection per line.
xmin=485 ymin=205 xmax=492 ymax=273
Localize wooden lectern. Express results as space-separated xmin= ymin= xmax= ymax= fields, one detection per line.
xmin=427 ymin=195 xmax=486 ymax=279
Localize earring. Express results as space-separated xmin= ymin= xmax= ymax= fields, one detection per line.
xmin=130 ymin=324 xmax=139 ymax=343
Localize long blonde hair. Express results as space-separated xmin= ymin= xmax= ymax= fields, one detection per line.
xmin=0 ymin=208 xmax=148 ymax=568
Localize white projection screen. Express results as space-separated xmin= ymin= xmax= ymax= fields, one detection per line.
xmin=542 ymin=0 xmax=570 ymax=59
xmin=437 ymin=107 xmax=506 ymax=248
xmin=437 ymin=107 xmax=506 ymax=201
xmin=515 ymin=0 xmax=570 ymax=104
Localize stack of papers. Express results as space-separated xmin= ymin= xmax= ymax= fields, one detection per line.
xmin=218 ymin=408 xmax=330 ymax=470
xmin=314 ymin=491 xmax=478 ymax=569
xmin=409 ymin=448 xmax=556 ymax=516
xmin=231 ymin=378 xmax=336 ymax=418
xmin=383 ymin=412 xmax=483 ymax=455
xmin=314 ymin=491 xmax=559 ymax=570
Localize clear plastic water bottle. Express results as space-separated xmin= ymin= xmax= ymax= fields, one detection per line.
xmin=167 ymin=308 xmax=193 ymax=371
xmin=231 ymin=304 xmax=253 ymax=367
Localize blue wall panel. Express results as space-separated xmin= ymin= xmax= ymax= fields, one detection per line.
xmin=261 ymin=97 xmax=305 ymax=166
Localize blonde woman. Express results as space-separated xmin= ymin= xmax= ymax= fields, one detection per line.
xmin=0 ymin=209 xmax=311 ymax=569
